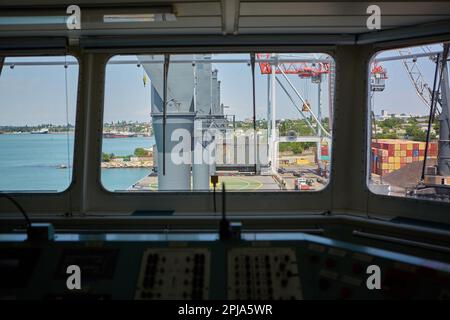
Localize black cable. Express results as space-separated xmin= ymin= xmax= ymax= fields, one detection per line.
xmin=422 ymin=47 xmax=449 ymax=181
xmin=250 ymin=53 xmax=257 ymax=174
xmin=219 ymin=182 xmax=231 ymax=240
xmin=0 ymin=56 xmax=4 ymax=76
xmin=63 ymin=54 xmax=73 ymax=217
xmin=0 ymin=193 xmax=32 ymax=228
xmin=162 ymin=54 xmax=170 ymax=176
xmin=213 ymin=183 xmax=217 ymax=212
xmin=422 ymin=54 xmax=441 ymax=181
xmin=0 ymin=60 xmax=32 ymax=229
xmin=433 ymin=62 xmax=445 ymax=131
xmin=221 ymin=182 xmax=226 ymax=220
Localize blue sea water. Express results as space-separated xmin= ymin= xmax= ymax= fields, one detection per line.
xmin=0 ymin=134 xmax=155 ymax=192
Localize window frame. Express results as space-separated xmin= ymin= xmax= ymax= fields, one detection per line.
xmin=1 ymin=33 xmax=449 ymax=222
xmin=365 ymin=41 xmax=450 ymax=206
xmin=0 ymin=53 xmax=81 ymax=195
xmin=98 ymin=50 xmax=337 ymax=195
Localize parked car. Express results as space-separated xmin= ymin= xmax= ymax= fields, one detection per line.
xmin=294 ymin=178 xmax=310 ymax=190
xmin=277 ymin=168 xmax=286 ymax=174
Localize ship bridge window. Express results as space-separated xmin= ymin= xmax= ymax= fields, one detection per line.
xmin=0 ymin=55 xmax=78 ymax=192
xmin=368 ymin=41 xmax=450 ymax=202
xmin=101 ymin=53 xmax=334 ymax=192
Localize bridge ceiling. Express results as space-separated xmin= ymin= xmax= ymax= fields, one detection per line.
xmin=0 ymin=1 xmax=450 ymax=37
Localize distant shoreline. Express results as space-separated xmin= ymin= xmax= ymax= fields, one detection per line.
xmin=0 ymin=131 xmax=74 ymax=135
xmin=0 ymin=132 xmax=154 ymax=137
xmin=101 ymin=160 xmax=153 ymax=169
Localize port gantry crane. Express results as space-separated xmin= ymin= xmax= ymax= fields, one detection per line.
xmin=257 ymin=54 xmax=389 ymax=174
xmin=256 ymin=53 xmax=332 ymax=172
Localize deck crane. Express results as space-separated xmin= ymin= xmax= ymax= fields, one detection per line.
xmin=398 ymin=46 xmax=442 ymax=115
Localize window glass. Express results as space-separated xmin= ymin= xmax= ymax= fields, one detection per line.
xmin=368 ymin=42 xmax=450 ymax=202
xmin=0 ymin=56 xmax=78 ymax=192
xmin=101 ymin=53 xmax=334 ymax=192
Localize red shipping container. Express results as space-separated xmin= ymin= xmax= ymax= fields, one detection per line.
xmin=419 ymin=150 xmax=425 ymax=157
xmin=400 ymin=144 xmax=407 ymax=151
xmin=406 ymin=150 xmax=412 ymax=157
xmin=413 ymin=143 xmax=419 ymax=149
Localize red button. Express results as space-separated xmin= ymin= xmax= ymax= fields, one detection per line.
xmin=325 ymin=258 xmax=336 ymax=269
xmin=352 ymin=263 xmax=364 ymax=274
xmin=340 ymin=287 xmax=352 ymax=299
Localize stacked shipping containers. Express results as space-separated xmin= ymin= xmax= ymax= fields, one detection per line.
xmin=370 ymin=139 xmax=438 ymax=176
xmin=320 ymin=145 xmax=330 ymax=161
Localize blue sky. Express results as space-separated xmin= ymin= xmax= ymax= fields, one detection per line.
xmin=104 ymin=53 xmax=332 ymax=122
xmin=373 ymin=43 xmax=443 ymax=116
xmin=0 ymin=46 xmax=444 ymax=127
xmin=0 ymin=56 xmax=78 ymax=126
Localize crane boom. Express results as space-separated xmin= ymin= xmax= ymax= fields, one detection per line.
xmin=398 ymin=48 xmax=442 ymax=115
